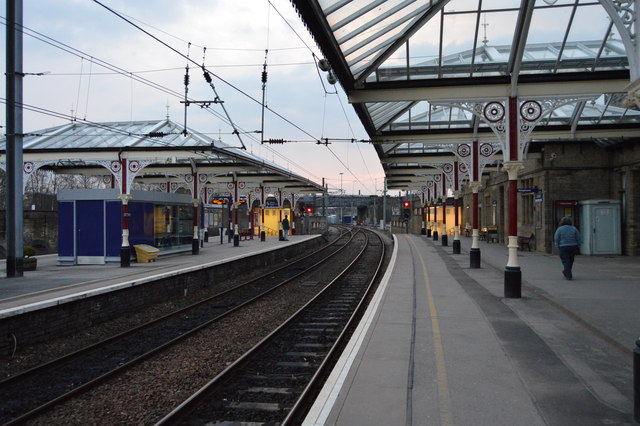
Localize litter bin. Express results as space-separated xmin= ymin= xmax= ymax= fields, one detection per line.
xmin=134 ymin=244 xmax=160 ymax=263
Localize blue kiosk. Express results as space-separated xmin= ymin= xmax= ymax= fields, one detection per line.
xmin=58 ymin=189 xmax=194 ymax=265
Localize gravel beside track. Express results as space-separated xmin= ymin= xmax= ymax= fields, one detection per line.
xmin=5 ymin=227 xmax=391 ymax=425
xmin=1 ymin=231 xmax=340 ymax=379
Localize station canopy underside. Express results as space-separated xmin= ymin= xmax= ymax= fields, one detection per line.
xmin=0 ymin=119 xmax=324 ymax=194
xmin=291 ymin=0 xmax=640 ymax=190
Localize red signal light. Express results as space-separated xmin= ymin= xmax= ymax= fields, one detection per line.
xmin=305 ymin=206 xmax=313 ymax=214
xmin=403 ymin=201 xmax=410 ymax=208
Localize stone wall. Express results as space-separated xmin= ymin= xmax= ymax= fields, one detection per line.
xmin=459 ymin=140 xmax=639 ymax=255
xmin=0 ymin=210 xmax=58 ymax=257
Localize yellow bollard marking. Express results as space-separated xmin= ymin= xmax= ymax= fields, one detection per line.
xmin=408 ymin=236 xmax=455 ymax=426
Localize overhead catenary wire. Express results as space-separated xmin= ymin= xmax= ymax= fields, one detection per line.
xmin=90 ymin=0 xmax=321 ymax=143
xmin=115 ymin=7 xmax=306 ymax=53
xmin=0 ymin=19 xmax=249 ymax=147
xmin=0 ymin=22 xmax=326 ymax=183
xmin=2 ymin=5 xmax=363 ymax=186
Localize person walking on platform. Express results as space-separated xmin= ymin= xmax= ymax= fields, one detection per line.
xmin=554 ymin=216 xmax=581 ymax=280
xmin=282 ymin=215 xmax=290 ymax=241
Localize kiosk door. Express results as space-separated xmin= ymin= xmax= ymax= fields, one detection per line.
xmin=76 ymin=200 xmax=106 ymax=264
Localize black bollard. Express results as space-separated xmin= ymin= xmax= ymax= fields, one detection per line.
xmin=432 ymin=230 xmax=439 ymax=241
xmin=192 ymin=238 xmax=199 ymax=255
xmin=120 ymin=246 xmax=131 ymax=267
xmin=427 ymin=228 xmax=432 ymax=237
xmin=233 ymin=234 xmax=240 ymax=247
xmin=453 ymin=239 xmax=461 ymax=254
xmin=470 ymin=248 xmax=481 ymax=268
xmin=504 ymin=267 xmax=522 ymax=298
xmin=635 ymin=338 xmax=640 ymax=423
xmin=441 ymin=234 xmax=448 ymax=247
xmin=260 ymin=230 xmax=266 ymax=242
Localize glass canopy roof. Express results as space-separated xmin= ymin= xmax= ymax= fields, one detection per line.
xmin=313 ymin=1 xmax=629 ymax=82
xmin=0 ymin=119 xmax=325 ymax=192
xmin=292 ymin=0 xmax=639 ymax=188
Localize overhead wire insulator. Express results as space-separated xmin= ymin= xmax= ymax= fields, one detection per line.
xmin=267 ymin=138 xmax=285 ymax=144
xmin=261 ymin=71 xmax=268 ymax=84
xmin=203 ymin=69 xmax=212 ymax=83
xmin=318 ymin=58 xmax=331 ymax=72
xmin=327 ymin=70 xmax=337 ymax=85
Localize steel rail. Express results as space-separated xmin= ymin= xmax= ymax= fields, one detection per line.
xmin=283 ymin=229 xmax=386 ymax=424
xmin=156 ymin=228 xmax=386 ymax=425
xmin=0 ymin=227 xmax=354 ymax=425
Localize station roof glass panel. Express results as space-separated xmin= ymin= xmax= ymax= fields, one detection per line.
xmin=291 ymin=0 xmax=639 ymax=189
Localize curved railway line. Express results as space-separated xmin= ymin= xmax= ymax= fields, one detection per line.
xmin=157 ymin=227 xmax=386 ymax=425
xmin=0 ymin=226 xmax=379 ymax=425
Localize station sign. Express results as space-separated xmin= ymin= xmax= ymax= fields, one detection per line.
xmin=212 ymin=197 xmax=246 ymax=205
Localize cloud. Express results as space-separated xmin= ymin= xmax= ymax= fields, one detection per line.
xmin=1 ymin=0 xmax=380 ymax=195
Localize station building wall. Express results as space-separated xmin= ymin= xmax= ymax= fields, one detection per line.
xmin=461 ymin=141 xmax=639 ymax=256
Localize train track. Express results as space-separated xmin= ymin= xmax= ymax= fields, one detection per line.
xmin=0 ymin=227 xmax=358 ymax=425
xmin=157 ymin=227 xmax=386 ymax=425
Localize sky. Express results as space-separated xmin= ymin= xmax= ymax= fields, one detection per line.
xmin=0 ymin=0 xmax=384 ymax=195
xmin=1 ymin=1 xmax=620 ymax=197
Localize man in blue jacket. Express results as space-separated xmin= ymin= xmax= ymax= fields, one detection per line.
xmin=554 ymin=216 xmax=581 ymax=280
xmin=282 ymin=214 xmax=290 ymax=241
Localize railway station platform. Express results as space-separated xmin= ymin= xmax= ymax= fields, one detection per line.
xmin=0 ymin=234 xmax=321 ymax=315
xmin=305 ymin=233 xmax=639 ymax=425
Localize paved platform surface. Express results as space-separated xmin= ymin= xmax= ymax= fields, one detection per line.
xmin=306 ymin=233 xmax=638 ymax=425
xmin=0 ymin=234 xmax=320 ymax=314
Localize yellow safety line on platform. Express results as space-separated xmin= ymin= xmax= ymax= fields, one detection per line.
xmin=408 ymin=236 xmax=454 ymax=426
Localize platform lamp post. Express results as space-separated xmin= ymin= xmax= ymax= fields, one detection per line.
xmin=440 ymin=172 xmax=449 ymax=247
xmin=339 ymin=172 xmax=344 ymax=223
xmin=382 ymin=177 xmax=387 ymax=230
xmin=190 ymin=172 xmax=200 ymax=255
xmin=469 ymin=181 xmax=483 ymax=268
xmin=119 ymin=193 xmax=132 ymax=267
xmin=5 ymin=0 xmax=24 ymax=277
xmin=260 ymin=185 xmax=266 ymax=242
xmin=427 ymin=182 xmax=433 ymax=238
xmin=503 ymin=97 xmax=524 ymax=298
xmin=469 ymin=139 xmax=482 ymax=268
xmin=192 ymin=198 xmax=200 ymax=254
xmin=420 ymin=191 xmax=426 ymax=235
xmin=452 ymin=190 xmax=461 ymax=254
xmin=432 ymin=180 xmax=439 ymax=241
xmin=451 ymin=159 xmax=461 ymax=253
xmin=233 ymin=181 xmax=240 ymax=247
xmin=441 ymin=196 xmax=448 ymax=246
xmin=426 ymin=197 xmax=431 ymax=238
xmin=278 ymin=189 xmax=284 ymax=240
xmin=635 ymin=337 xmax=640 ymax=423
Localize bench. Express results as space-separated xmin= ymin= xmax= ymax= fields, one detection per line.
xmin=482 ymin=226 xmax=499 ymax=243
xmin=518 ymin=233 xmax=535 ymax=251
